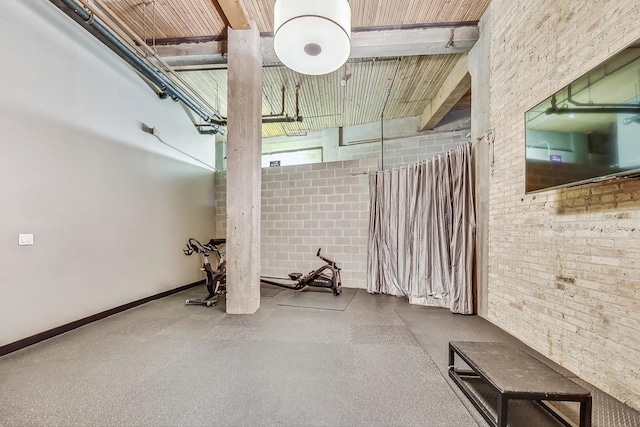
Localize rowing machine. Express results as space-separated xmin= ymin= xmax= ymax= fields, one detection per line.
xmin=260 ymin=248 xmax=342 ymax=296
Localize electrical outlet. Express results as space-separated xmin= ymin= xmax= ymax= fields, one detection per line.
xmin=18 ymin=234 xmax=33 ymax=246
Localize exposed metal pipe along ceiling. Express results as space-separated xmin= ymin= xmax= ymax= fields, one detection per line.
xmin=49 ymin=0 xmax=226 ymax=134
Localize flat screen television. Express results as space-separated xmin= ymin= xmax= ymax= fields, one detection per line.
xmin=525 ymin=43 xmax=640 ymax=193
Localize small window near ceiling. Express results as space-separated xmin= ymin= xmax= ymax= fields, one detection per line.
xmin=261 ymin=148 xmax=322 ymax=168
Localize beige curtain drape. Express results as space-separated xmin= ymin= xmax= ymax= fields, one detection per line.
xmin=367 ymin=143 xmax=475 ymax=314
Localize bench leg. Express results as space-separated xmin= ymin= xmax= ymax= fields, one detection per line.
xmin=497 ymin=395 xmax=508 ymax=427
xmin=580 ymin=397 xmax=592 ymax=427
xmin=449 ymin=346 xmax=455 ymax=370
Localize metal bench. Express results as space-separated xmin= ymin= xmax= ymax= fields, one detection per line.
xmin=449 ymin=341 xmax=592 ymax=427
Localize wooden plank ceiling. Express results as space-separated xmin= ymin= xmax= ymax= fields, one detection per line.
xmin=97 ymin=0 xmax=491 ymax=137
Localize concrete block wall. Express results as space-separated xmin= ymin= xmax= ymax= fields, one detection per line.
xmin=485 ymin=0 xmax=640 ymax=409
xmin=215 ymin=158 xmax=377 ymax=289
xmin=384 ymin=131 xmax=469 ymax=168
xmin=336 ymin=142 xmax=380 ymax=162
xmin=255 ymin=117 xmax=469 ymax=170
xmin=338 ymin=130 xmax=469 ymax=168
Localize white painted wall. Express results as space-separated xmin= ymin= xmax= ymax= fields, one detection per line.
xmin=260 ymin=128 xmax=340 ymax=164
xmin=0 ymin=0 xmax=217 ymax=346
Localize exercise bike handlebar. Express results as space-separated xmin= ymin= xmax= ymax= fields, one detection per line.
xmin=184 ymin=238 xmax=226 ymax=256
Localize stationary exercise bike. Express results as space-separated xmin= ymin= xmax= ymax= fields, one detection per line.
xmin=260 ymin=248 xmax=342 ymax=296
xmin=183 ymin=238 xmax=226 ymax=307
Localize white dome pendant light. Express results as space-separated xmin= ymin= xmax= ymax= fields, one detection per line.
xmin=273 ymin=0 xmax=352 ymax=75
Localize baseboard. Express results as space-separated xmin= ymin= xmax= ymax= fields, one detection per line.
xmin=0 ymin=280 xmax=204 ymax=358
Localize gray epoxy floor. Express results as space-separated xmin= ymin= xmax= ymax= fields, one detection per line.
xmin=1 ymin=287 xmax=638 ymax=426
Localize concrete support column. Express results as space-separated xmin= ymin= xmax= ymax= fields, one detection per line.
xmin=469 ymin=9 xmax=491 ymax=318
xmin=226 ymin=22 xmax=262 ymax=314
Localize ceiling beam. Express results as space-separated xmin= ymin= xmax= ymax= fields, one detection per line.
xmin=419 ymin=54 xmax=471 ymax=131
xmin=350 ymin=25 xmax=478 ymax=57
xmin=154 ymin=25 xmax=479 ymax=68
xmin=215 ymin=0 xmax=251 ymax=30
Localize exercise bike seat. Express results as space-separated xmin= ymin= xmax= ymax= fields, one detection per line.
xmin=288 ymin=272 xmax=303 ymax=281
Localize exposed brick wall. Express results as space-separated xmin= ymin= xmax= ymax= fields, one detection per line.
xmin=486 ymin=0 xmax=640 ymax=409
xmin=215 ymin=158 xmax=377 ymax=289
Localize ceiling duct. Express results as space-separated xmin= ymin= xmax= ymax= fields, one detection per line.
xmin=48 ymin=0 xmax=226 ymax=134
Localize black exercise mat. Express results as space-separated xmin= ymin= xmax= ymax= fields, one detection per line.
xmin=277 ymin=287 xmax=358 ymax=311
